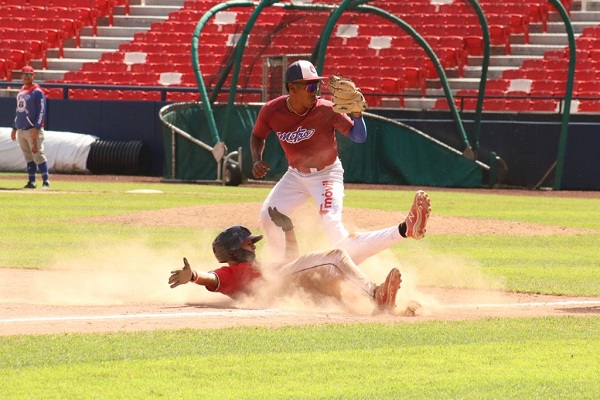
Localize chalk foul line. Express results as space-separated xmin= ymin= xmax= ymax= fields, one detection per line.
xmin=1 ymin=300 xmax=599 ymax=324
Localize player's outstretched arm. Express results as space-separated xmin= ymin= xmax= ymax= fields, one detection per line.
xmin=169 ymin=257 xmax=218 ymax=288
xmin=268 ymin=207 xmax=299 ymax=261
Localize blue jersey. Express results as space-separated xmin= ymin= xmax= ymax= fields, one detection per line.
xmin=13 ymin=84 xmax=46 ymax=130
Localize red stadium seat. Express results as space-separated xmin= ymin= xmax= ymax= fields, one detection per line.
xmin=44 ymin=87 xmax=66 ymax=99
xmin=28 ymin=0 xmax=52 ymax=5
xmin=486 ymin=79 xmax=510 ymax=93
xmin=433 ymin=97 xmax=462 ymax=110
xmin=529 ymin=4 xmax=549 ymax=32
xmin=577 ymin=99 xmax=600 ymax=112
xmin=0 ymin=59 xmax=9 ymax=81
xmin=463 ymin=36 xmax=484 ymax=56
xmin=504 ymin=98 xmax=532 ymax=112
xmin=2 ymin=0 xmax=29 ymax=5
xmin=529 ymin=99 xmax=559 ymax=112
xmin=509 ymin=14 xmax=530 ymax=44
xmin=438 ymin=36 xmax=463 ymax=50
xmin=433 ymin=98 xmax=450 ymax=110
xmin=381 ymin=77 xmax=400 ymax=93
xmin=502 ymin=69 xmax=524 ymax=80
xmin=531 ymin=81 xmax=559 ymax=95
xmin=69 ymin=88 xmax=99 ymax=100
xmin=99 ymin=50 xmax=125 ymax=62
xmin=0 ymin=48 xmax=29 ymax=70
xmin=482 ymin=98 xmax=509 ymax=111
xmin=574 ymin=80 xmax=600 ymax=95
xmin=2 ymin=39 xmax=48 ymax=69
xmin=95 ymin=90 xmax=123 ymax=100
xmin=167 ymin=91 xmax=200 ymax=102
xmin=402 ymin=67 xmax=426 ymax=95
xmin=574 ymin=69 xmax=597 ymax=82
xmin=522 ymin=69 xmax=548 ymax=80
xmin=489 ymin=26 xmax=511 ymax=55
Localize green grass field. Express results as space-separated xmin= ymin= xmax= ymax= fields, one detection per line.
xmin=1 ymin=174 xmax=599 ymax=399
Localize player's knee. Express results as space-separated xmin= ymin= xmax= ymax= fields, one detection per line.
xmin=324 ymin=248 xmax=350 ymax=263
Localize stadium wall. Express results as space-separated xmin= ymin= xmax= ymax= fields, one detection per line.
xmin=0 ymin=98 xmax=597 ymax=190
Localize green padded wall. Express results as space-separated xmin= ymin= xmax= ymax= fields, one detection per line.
xmin=162 ymin=104 xmax=483 ymax=187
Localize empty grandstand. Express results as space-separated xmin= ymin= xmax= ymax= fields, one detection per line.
xmin=0 ymin=0 xmax=588 ymax=110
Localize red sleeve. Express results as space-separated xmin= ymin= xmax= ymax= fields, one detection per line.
xmin=333 ymin=109 xmax=354 ymax=136
xmin=206 ymin=263 xmax=263 ymax=299
xmin=253 ymin=97 xmax=283 ymax=140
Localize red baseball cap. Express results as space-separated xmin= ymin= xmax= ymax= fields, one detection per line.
xmin=22 ymin=66 xmax=35 ymax=74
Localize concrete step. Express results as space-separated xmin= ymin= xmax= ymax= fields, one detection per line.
xmin=468 ymin=55 xmax=542 ymax=68
xmin=80 ymin=26 xmax=148 ymax=37
xmin=527 ymin=33 xmax=571 ymax=46
xmin=552 ymin=10 xmax=600 ymax=21
xmin=579 ymin=0 xmax=600 ymax=11
xmin=509 ymin=44 xmax=566 ymax=56
xmin=43 ymin=57 xmax=95 ymax=71
xmin=6 ymin=65 xmax=68 ymax=82
xmin=65 ymin=36 xmax=133 ymax=50
xmin=462 ymin=66 xmax=507 ymax=79
xmin=29 ymin=69 xmax=69 ymax=81
xmin=0 ymin=88 xmax=19 ymax=98
xmin=404 ymin=97 xmax=436 ymax=111
xmin=143 ymin=0 xmax=185 ymax=6
xmin=546 ymin=20 xmax=600 ymax=34
xmin=114 ymin=5 xmax=181 ymax=16
xmin=47 ymin=48 xmax=116 ymax=59
xmin=98 ymin=15 xmax=168 ymax=29
xmin=444 ymin=78 xmax=485 ymax=91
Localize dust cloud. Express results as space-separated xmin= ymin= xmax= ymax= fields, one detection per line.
xmin=0 ymin=237 xmax=229 ymax=307
xmin=1 ymin=204 xmax=506 ymax=316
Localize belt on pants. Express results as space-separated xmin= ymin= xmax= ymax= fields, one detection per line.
xmin=292 ymin=165 xmax=328 ymax=174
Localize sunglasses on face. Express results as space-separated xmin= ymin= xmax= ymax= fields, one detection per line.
xmin=22 ymin=73 xmax=33 ymax=77
xmin=294 ymin=81 xmax=320 ymax=93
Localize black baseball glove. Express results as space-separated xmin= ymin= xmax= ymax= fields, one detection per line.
xmin=268 ymin=206 xmax=294 ymax=231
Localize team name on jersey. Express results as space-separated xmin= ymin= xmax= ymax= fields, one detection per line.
xmin=276 ymin=126 xmax=315 ymax=144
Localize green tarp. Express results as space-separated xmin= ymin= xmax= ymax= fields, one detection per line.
xmin=162 ymin=103 xmax=483 ymax=187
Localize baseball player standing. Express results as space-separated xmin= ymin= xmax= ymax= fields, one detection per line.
xmin=251 ymin=60 xmax=368 ymax=257
xmin=169 ymin=193 xmax=431 ymax=313
xmin=10 ymin=66 xmax=50 ymax=190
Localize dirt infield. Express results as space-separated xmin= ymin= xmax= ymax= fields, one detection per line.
xmin=1 ymin=174 xmax=599 ymax=336
xmin=2 ymin=268 xmax=599 ymax=336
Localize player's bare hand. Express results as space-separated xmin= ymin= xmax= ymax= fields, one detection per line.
xmin=268 ymin=206 xmax=294 ymax=231
xmin=169 ymin=257 xmax=193 ymax=288
xmin=252 ymin=160 xmax=270 ymax=179
xmin=10 ymin=129 xmax=16 ymax=141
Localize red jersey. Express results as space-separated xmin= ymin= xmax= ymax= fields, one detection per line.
xmin=252 ymin=96 xmax=354 ymax=170
xmin=206 ymin=262 xmax=264 ymax=299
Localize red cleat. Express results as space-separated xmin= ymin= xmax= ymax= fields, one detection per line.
xmin=406 ymin=191 xmax=431 ymax=240
xmin=374 ymin=268 xmax=402 ymax=312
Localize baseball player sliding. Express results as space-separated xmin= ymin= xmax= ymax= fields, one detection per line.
xmin=168 ymin=191 xmax=431 ymax=313
xmin=250 ymin=60 xmax=393 ymax=263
